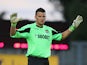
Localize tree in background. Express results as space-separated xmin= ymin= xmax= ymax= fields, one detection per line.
xmin=60 ymin=0 xmax=87 ymax=41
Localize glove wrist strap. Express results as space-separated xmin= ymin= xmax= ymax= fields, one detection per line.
xmin=11 ymin=23 xmax=17 ymax=27
xmin=69 ymin=25 xmax=76 ymax=32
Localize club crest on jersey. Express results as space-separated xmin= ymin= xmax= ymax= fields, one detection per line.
xmin=45 ymin=30 xmax=49 ymax=33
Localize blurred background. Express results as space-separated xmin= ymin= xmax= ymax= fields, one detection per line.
xmin=0 ymin=0 xmax=87 ymax=65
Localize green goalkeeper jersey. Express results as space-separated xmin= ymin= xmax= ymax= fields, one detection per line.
xmin=11 ymin=22 xmax=62 ymax=58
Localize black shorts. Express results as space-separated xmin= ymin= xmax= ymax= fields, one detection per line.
xmin=28 ymin=55 xmax=49 ymax=65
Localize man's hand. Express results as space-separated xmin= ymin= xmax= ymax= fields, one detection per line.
xmin=72 ymin=15 xmax=83 ymax=28
xmin=69 ymin=15 xmax=83 ymax=32
xmin=10 ymin=13 xmax=22 ymax=26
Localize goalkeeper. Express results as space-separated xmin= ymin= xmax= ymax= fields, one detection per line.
xmin=10 ymin=8 xmax=83 ymax=65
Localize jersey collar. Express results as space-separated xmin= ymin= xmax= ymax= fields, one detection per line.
xmin=35 ymin=22 xmax=44 ymax=28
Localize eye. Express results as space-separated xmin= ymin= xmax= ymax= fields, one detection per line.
xmin=43 ymin=16 xmax=46 ymax=17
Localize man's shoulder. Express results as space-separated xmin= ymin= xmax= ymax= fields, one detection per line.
xmin=44 ymin=25 xmax=58 ymax=33
xmin=44 ymin=25 xmax=53 ymax=30
xmin=18 ymin=23 xmax=35 ymax=31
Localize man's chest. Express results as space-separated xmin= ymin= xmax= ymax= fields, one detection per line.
xmin=29 ymin=28 xmax=52 ymax=40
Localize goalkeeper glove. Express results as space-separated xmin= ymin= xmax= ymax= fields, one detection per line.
xmin=10 ymin=13 xmax=22 ymax=27
xmin=69 ymin=15 xmax=83 ymax=32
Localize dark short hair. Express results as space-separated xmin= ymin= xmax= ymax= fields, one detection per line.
xmin=35 ymin=8 xmax=46 ymax=15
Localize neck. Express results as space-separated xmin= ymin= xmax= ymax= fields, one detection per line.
xmin=36 ymin=22 xmax=43 ymax=28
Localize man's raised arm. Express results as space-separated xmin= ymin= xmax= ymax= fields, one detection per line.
xmin=10 ymin=13 xmax=22 ymax=36
xmin=62 ymin=15 xmax=83 ymax=40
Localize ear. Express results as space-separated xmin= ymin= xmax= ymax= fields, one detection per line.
xmin=35 ymin=15 xmax=36 ymax=19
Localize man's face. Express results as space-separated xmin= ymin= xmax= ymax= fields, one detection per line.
xmin=35 ymin=12 xmax=46 ymax=25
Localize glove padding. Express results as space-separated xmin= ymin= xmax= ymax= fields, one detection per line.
xmin=72 ymin=15 xmax=83 ymax=28
xmin=10 ymin=13 xmax=22 ymax=24
xmin=69 ymin=15 xmax=83 ymax=32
